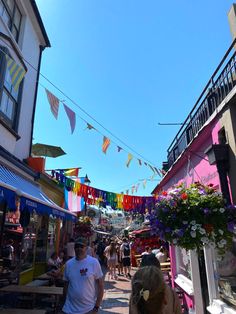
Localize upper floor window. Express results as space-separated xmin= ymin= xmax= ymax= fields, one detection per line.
xmin=0 ymin=46 xmax=23 ymax=131
xmin=0 ymin=0 xmax=22 ymax=42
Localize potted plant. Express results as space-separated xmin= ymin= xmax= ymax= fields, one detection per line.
xmin=150 ymin=182 xmax=236 ymax=253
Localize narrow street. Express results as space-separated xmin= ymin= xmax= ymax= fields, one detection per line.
xmin=100 ymin=269 xmax=136 ymax=314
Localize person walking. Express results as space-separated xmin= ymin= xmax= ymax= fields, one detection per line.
xmin=62 ymin=237 xmax=104 ymax=314
xmin=120 ymin=238 xmax=131 ymax=279
xmin=104 ymin=241 xmax=118 ymax=279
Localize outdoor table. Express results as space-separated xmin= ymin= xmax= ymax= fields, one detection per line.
xmin=0 ymin=309 xmax=46 ymax=314
xmin=0 ymin=285 xmax=63 ymax=311
xmin=35 ymin=273 xmax=52 ymax=280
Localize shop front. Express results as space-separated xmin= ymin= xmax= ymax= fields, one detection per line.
xmin=0 ymin=164 xmax=77 ymax=284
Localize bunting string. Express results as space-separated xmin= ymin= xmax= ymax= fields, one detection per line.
xmin=0 ymin=44 xmax=165 ymax=177
xmin=52 ymin=170 xmax=156 ymax=211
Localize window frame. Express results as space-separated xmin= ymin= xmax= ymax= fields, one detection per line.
xmin=0 ymin=45 xmax=23 ymax=132
xmin=0 ymin=0 xmax=22 ymax=43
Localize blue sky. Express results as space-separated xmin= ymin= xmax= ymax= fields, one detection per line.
xmin=34 ymin=0 xmax=233 ymax=196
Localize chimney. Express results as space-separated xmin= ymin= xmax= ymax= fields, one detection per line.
xmin=228 ymin=4 xmax=236 ymax=40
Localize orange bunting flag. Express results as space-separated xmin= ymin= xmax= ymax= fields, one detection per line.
xmin=64 ymin=168 xmax=79 ymax=177
xmin=45 ymin=89 xmax=60 ymax=119
xmin=143 ymin=179 xmax=147 ymax=189
xmin=102 ymin=136 xmax=110 ymax=154
xmin=138 ymin=159 xmax=142 ymax=166
xmin=117 ymin=146 xmax=122 ymax=152
xmin=63 ymin=103 xmax=76 ymax=134
xmin=126 ymin=153 xmax=133 ymax=167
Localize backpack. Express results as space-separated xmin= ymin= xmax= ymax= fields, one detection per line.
xmin=123 ymin=243 xmax=130 ymax=257
xmin=2 ymin=245 xmax=11 ymax=258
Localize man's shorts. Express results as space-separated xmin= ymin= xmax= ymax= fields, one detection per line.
xmin=122 ymin=257 xmax=131 ymax=267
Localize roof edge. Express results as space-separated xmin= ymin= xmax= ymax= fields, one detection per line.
xmin=30 ymin=0 xmax=51 ymax=48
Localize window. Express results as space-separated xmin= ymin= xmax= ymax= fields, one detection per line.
xmin=0 ymin=0 xmax=22 ymax=42
xmin=176 ymin=247 xmax=192 ymax=280
xmin=0 ymin=46 xmax=23 ymax=130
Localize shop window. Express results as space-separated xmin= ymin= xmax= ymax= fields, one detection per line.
xmin=176 ymin=247 xmax=192 ymax=280
xmin=35 ymin=215 xmax=48 ymax=263
xmin=47 ymin=216 xmax=57 ymax=259
xmin=20 ymin=211 xmax=38 ymax=271
xmin=217 ymin=239 xmax=236 ymax=308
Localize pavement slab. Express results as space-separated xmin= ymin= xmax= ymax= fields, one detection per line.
xmin=100 ymin=270 xmax=136 ymax=314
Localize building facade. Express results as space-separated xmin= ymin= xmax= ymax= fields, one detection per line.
xmin=152 ymin=38 xmax=236 ymax=313
xmin=0 ymin=0 xmax=76 ymax=284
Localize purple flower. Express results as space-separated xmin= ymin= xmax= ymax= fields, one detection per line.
xmin=162 ymin=207 xmax=169 ymax=213
xmin=203 ymin=208 xmax=210 ymax=215
xmin=227 ymin=222 xmax=235 ymax=233
xmin=177 ymin=229 xmax=184 ymax=237
xmin=165 ymin=227 xmax=172 ymax=233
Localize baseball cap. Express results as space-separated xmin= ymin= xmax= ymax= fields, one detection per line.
xmin=74 ymin=237 xmax=87 ymax=247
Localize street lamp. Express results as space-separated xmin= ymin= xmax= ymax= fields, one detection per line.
xmin=204 ymin=144 xmax=231 ymax=205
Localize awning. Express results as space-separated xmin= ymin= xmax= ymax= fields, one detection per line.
xmin=0 ymin=164 xmax=77 ymax=221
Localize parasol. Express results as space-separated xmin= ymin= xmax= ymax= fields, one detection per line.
xmin=32 ymin=143 xmax=66 ymax=158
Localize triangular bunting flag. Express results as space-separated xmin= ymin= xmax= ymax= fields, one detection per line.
xmin=150 ymin=174 xmax=155 ymax=181
xmin=144 ymin=162 xmax=147 ymax=166
xmin=126 ymin=190 xmax=129 ymax=195
xmin=45 ymin=89 xmax=60 ymax=119
xmin=5 ymin=55 xmax=26 ymax=91
xmin=154 ymin=167 xmax=162 ymax=177
xmin=86 ymin=123 xmax=95 ymax=130
xmin=117 ymin=146 xmax=122 ymax=152
xmin=143 ymin=179 xmax=147 ymax=189
xmin=131 ymin=185 xmax=135 ymax=194
xmin=126 ymin=153 xmax=133 ymax=167
xmin=148 ymin=164 xmax=156 ymax=173
xmin=64 ymin=168 xmax=79 ymax=177
xmin=160 ymin=169 xmax=167 ymax=176
xmin=135 ymin=183 xmax=140 ymax=192
xmin=138 ymin=159 xmax=142 ymax=166
xmin=63 ymin=103 xmax=76 ymax=133
xmin=102 ymin=136 xmax=110 ymax=154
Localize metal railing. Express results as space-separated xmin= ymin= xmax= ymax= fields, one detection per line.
xmin=167 ymin=39 xmax=236 ymax=167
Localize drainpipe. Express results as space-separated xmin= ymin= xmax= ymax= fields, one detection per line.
xmin=29 ymin=45 xmax=44 ymax=157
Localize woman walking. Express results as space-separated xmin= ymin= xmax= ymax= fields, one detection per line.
xmin=104 ymin=241 xmax=118 ymax=279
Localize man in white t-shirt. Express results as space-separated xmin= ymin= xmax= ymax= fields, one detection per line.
xmin=62 ymin=237 xmax=104 ymax=314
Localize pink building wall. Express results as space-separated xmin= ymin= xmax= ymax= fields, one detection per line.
xmin=161 ymin=119 xmax=224 ymax=311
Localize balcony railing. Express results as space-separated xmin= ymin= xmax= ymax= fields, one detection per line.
xmin=167 ymin=39 xmax=236 ymax=168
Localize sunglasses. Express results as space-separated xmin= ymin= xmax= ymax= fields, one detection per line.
xmin=74 ymin=244 xmax=86 ymax=249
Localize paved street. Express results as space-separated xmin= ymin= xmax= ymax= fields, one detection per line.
xmin=100 ymin=269 xmax=136 ymax=314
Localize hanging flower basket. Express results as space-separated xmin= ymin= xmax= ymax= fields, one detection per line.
xmin=74 ymin=216 xmax=94 ymax=238
xmin=150 ymin=183 xmax=236 ymax=253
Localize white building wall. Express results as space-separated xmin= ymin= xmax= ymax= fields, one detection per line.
xmin=0 ymin=0 xmax=47 ymax=161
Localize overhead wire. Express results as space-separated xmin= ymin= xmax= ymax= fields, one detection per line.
xmin=0 ymin=42 xmax=160 ymax=169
